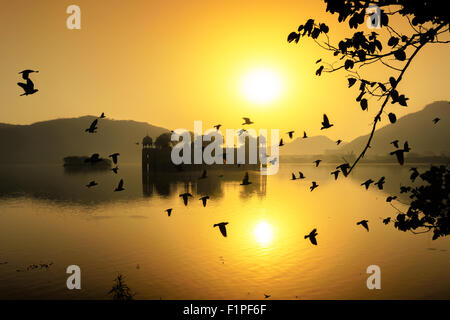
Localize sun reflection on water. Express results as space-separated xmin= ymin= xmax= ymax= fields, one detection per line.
xmin=253 ymin=221 xmax=274 ymax=245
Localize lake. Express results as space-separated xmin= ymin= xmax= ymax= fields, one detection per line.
xmin=0 ymin=163 xmax=448 ymax=299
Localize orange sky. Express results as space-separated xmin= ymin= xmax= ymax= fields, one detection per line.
xmin=0 ymin=0 xmax=448 ymax=141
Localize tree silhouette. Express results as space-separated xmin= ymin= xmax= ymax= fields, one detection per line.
xmin=288 ymin=0 xmax=449 ymax=174
xmin=108 ymin=274 xmax=135 ymax=300
xmin=155 ymin=132 xmax=172 ymax=149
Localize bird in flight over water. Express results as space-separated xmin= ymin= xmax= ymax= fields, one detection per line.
xmin=313 ymin=159 xmax=322 ymax=167
xmin=242 ymin=117 xmax=254 ymax=125
xmin=179 ymin=192 xmax=193 ymax=206
xmin=214 ymin=222 xmax=229 ymax=237
xmin=320 ymin=114 xmax=333 ymax=130
xmin=432 ymin=117 xmax=440 ymax=124
xmin=17 ymin=78 xmax=38 ymax=96
xmin=264 ymin=294 xmax=271 ymax=299
xmin=390 ymin=140 xmax=399 ymax=149
xmin=18 ymin=69 xmax=39 ymax=80
xmin=304 ymin=228 xmax=318 ymax=245
xmin=165 ymin=208 xmax=173 ymax=217
xmin=114 ymin=179 xmax=125 ymax=192
xmin=111 ymin=166 xmax=119 ymax=174
xmin=291 ymin=173 xmax=297 ymax=180
xmin=331 ymin=170 xmax=340 ymax=180
xmin=86 ymin=181 xmax=98 ymax=188
xmin=361 ymin=179 xmax=374 ymax=190
xmin=310 ymin=181 xmax=319 ymax=191
xmin=374 ymin=176 xmax=385 ymax=190
xmin=298 ymin=171 xmax=305 ymax=179
xmin=85 ymin=119 xmax=98 ymax=133
xmin=109 ymin=153 xmax=120 ymax=165
xmin=99 ymin=112 xmax=106 ymax=118
xmin=287 ymin=131 xmax=295 ymax=139
xmin=214 ymin=124 xmax=221 ymax=130
xmin=386 ymin=196 xmax=397 ymax=202
xmin=410 ymin=168 xmax=419 ymax=182
xmin=199 ymin=196 xmax=210 ymax=207
xmin=279 ymin=139 xmax=284 ymax=147
xmin=390 ymin=149 xmax=405 ymax=165
xmin=336 ymin=139 xmax=342 ymax=145
xmin=357 ymin=220 xmax=369 ymax=231
xmin=303 ymin=131 xmax=308 ymax=139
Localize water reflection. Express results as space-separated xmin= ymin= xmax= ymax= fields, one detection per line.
xmin=253 ymin=221 xmax=274 ymax=246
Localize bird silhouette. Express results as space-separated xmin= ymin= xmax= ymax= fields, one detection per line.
xmin=357 ymin=220 xmax=369 ymax=231
xmin=374 ymin=176 xmax=385 ymax=190
xmin=298 ymin=171 xmax=305 ymax=179
xmin=109 ymin=153 xmax=120 ymax=165
xmin=18 ymin=69 xmax=39 ymax=80
xmin=291 ymin=173 xmax=297 ymax=180
xmin=304 ymin=228 xmax=318 ymax=245
xmin=199 ymin=170 xmax=207 ymax=179
xmin=310 ymin=181 xmax=319 ymax=191
xmin=199 ymin=196 xmax=210 ymax=207
xmin=336 ymin=139 xmax=342 ymax=145
xmin=17 ymin=78 xmax=38 ymax=96
xmin=114 ymin=179 xmax=125 ymax=192
xmin=403 ymin=141 xmax=411 ymax=152
xmin=242 ymin=117 xmax=254 ymax=125
xmin=361 ymin=179 xmax=374 ymax=190
xmin=321 ymin=114 xmax=333 ymax=129
xmin=240 ymin=172 xmax=252 ymax=185
xmin=410 ymin=167 xmax=419 ymax=182
xmin=214 ymin=124 xmax=221 ymax=130
xmin=269 ymin=157 xmax=277 ymax=165
xmin=331 ymin=170 xmax=340 ymax=180
xmin=179 ymin=192 xmax=193 ymax=206
xmin=165 ymin=208 xmax=172 ymax=217
xmin=264 ymin=294 xmax=271 ymax=299
xmin=390 ymin=140 xmax=399 ymax=148
xmin=336 ymin=163 xmax=350 ymax=177
xmin=111 ymin=166 xmax=119 ymax=174
xmin=287 ymin=131 xmax=295 ymax=139
xmin=279 ymin=139 xmax=284 ymax=147
xmin=313 ymin=159 xmax=322 ymax=167
xmin=86 ymin=181 xmax=98 ymax=188
xmin=303 ymin=131 xmax=308 ymax=138
xmin=85 ymin=119 xmax=98 ymax=133
xmin=84 ymin=153 xmax=102 ymax=164
xmin=237 ymin=128 xmax=247 ymax=136
xmin=99 ymin=112 xmax=106 ymax=118
xmin=382 ymin=217 xmax=391 ymax=225
xmin=432 ymin=117 xmax=440 ymax=124
xmin=214 ymin=222 xmax=229 ymax=237
xmin=390 ymin=149 xmax=405 ymax=165
xmin=386 ymin=196 xmax=397 ymax=202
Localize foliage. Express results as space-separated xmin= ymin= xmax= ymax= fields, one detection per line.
xmin=108 ymin=274 xmax=135 ymax=300
xmin=395 ymin=165 xmax=449 ymax=240
xmin=155 ymin=132 xmax=173 ymax=149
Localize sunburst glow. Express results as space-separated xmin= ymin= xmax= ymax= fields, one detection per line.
xmin=253 ymin=221 xmax=274 ymax=245
xmin=242 ymin=69 xmax=282 ymax=104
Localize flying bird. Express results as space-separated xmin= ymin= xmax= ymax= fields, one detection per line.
xmin=386 ymin=196 xmax=397 ymax=202
xmin=85 ymin=119 xmax=98 ymax=133
xmin=86 ymin=181 xmax=98 ymax=188
xmin=214 ymin=124 xmax=221 ymax=130
xmin=240 ymin=172 xmax=252 ymax=185
xmin=111 ymin=166 xmax=119 ymax=174
xmin=390 ymin=149 xmax=405 ymax=165
xmin=432 ymin=117 xmax=440 ymax=124
xmin=242 ymin=117 xmax=254 ymax=125
xmin=403 ymin=141 xmax=411 ymax=152
xmin=331 ymin=170 xmax=340 ymax=180
xmin=18 ymin=69 xmax=39 ymax=80
xmin=109 ymin=153 xmax=120 ymax=165
xmin=291 ymin=173 xmax=297 ymax=180
xmin=313 ymin=159 xmax=322 ymax=167
xmin=199 ymin=196 xmax=210 ymax=207
xmin=237 ymin=128 xmax=247 ymax=136
xmin=298 ymin=171 xmax=305 ymax=179
xmin=304 ymin=228 xmax=318 ymax=245
xmin=390 ymin=140 xmax=399 ymax=148
xmin=410 ymin=168 xmax=419 ymax=182
xmin=214 ymin=222 xmax=229 ymax=237
xmin=356 ymin=220 xmax=369 ymax=231
xmin=165 ymin=208 xmax=172 ymax=217
xmin=287 ymin=131 xmax=295 ymax=139
xmin=321 ymin=114 xmax=333 ymax=130
xmin=279 ymin=139 xmax=284 ymax=147
xmin=374 ymin=176 xmax=385 ymax=190
xmin=269 ymin=157 xmax=277 ymax=165
xmin=99 ymin=112 xmax=106 ymax=118
xmin=17 ymin=78 xmax=38 ymax=96
xmin=303 ymin=131 xmax=308 ymax=139
xmin=179 ymin=192 xmax=193 ymax=206
xmin=114 ymin=179 xmax=125 ymax=192
xmin=382 ymin=217 xmax=391 ymax=225
xmin=361 ymin=179 xmax=374 ymax=190
xmin=310 ymin=181 xmax=319 ymax=192
xmin=336 ymin=139 xmax=342 ymax=145
xmin=264 ymin=294 xmax=271 ymax=299
xmin=85 ymin=153 xmax=101 ymax=164
xmin=336 ymin=163 xmax=350 ymax=177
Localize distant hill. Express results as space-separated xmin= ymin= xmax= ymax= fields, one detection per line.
xmin=337 ymin=101 xmax=449 ymax=157
xmin=279 ymin=135 xmax=341 ymax=155
xmin=0 ymin=116 xmax=169 ymax=164
xmin=281 ymin=101 xmax=449 ymax=158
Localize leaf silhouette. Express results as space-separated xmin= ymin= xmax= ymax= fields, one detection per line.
xmin=344 ymin=59 xmax=354 ymax=70
xmin=316 ymin=65 xmax=324 ymax=76
xmin=388 ymin=36 xmax=399 ymax=47
xmin=394 ymin=49 xmax=406 ymax=61
xmin=388 ymin=113 xmax=397 ymax=123
xmin=347 ymin=78 xmax=357 ymax=88
xmin=360 ymin=98 xmax=368 ymax=111
xmin=287 ymin=32 xmax=300 ymax=43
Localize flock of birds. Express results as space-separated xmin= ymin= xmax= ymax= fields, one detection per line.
xmin=16 ymin=68 xmax=443 ymax=298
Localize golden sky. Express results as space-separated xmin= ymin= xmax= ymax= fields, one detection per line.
xmin=1 ymin=0 xmax=449 ymax=141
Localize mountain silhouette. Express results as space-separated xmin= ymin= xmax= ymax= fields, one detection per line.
xmin=279 ymin=135 xmax=341 ymax=155
xmin=0 ymin=116 xmax=168 ymax=164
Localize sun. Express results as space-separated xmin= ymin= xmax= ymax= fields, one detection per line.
xmin=242 ymin=69 xmax=282 ymax=104
xmin=254 ymin=221 xmax=274 ymax=245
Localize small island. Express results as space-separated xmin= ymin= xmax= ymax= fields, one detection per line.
xmin=63 ymin=155 xmax=112 ymax=171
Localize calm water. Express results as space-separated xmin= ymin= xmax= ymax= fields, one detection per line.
xmin=0 ymin=163 xmax=449 ymax=299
